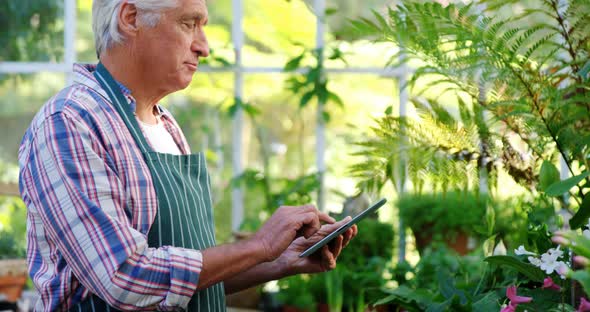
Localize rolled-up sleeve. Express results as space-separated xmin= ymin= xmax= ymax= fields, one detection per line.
xmin=20 ymin=111 xmax=201 ymax=310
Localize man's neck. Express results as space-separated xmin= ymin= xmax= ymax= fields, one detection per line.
xmin=100 ymin=50 xmax=164 ymax=125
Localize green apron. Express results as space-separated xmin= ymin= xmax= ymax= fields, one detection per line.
xmin=70 ymin=63 xmax=225 ymax=311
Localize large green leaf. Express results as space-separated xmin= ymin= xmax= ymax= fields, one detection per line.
xmin=579 ymin=60 xmax=590 ymax=82
xmin=425 ymin=299 xmax=452 ymax=312
xmin=571 ymin=270 xmax=590 ymax=298
xmin=472 ymin=292 xmax=501 ymax=312
xmin=539 ymin=161 xmax=560 ymax=192
xmin=484 ymin=256 xmax=545 ymax=282
xmin=375 ymin=286 xmax=433 ymax=311
xmin=569 ymin=195 xmax=590 ymax=230
xmin=545 ymin=171 xmax=590 ymax=197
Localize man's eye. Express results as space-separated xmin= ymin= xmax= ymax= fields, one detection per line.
xmin=183 ymin=22 xmax=196 ymax=29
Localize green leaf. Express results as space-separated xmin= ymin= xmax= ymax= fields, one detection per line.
xmin=212 ymin=56 xmax=232 ymax=67
xmin=300 ymin=90 xmax=315 ymax=108
xmin=579 ymin=60 xmax=590 ymax=82
xmin=472 ymin=291 xmax=501 ymax=312
xmin=325 ymin=8 xmax=338 ymax=16
xmin=322 ymin=111 xmax=331 ymax=123
xmin=375 ymin=286 xmax=433 ymax=310
xmin=242 ymin=103 xmax=261 ymax=117
xmin=327 ymin=91 xmax=344 ymax=108
xmin=306 ymin=67 xmax=321 ymax=84
xmin=485 ymin=203 xmax=495 ymax=236
xmin=227 ymin=103 xmax=239 ymax=117
xmin=545 ymin=171 xmax=590 ymax=197
xmin=425 ymin=299 xmax=452 ymax=312
xmin=371 ymin=9 xmax=389 ymax=32
xmin=484 ymin=255 xmax=545 ymax=282
xmin=385 ymin=106 xmax=393 ymax=115
xmin=569 ymin=195 xmax=590 ymax=230
xmin=482 ymin=235 xmax=497 ymax=257
xmin=571 ymin=270 xmax=590 ymax=297
xmin=317 ymin=83 xmax=329 ymax=104
xmin=438 ymin=272 xmax=456 ymax=300
xmin=284 ymin=54 xmax=304 ymax=71
xmin=539 ymin=161 xmax=560 ymax=192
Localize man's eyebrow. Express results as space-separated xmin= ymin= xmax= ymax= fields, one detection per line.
xmin=180 ymin=12 xmax=208 ymax=24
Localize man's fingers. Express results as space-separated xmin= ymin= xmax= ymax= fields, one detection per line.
xmin=300 ymin=211 xmax=322 ymax=238
xmin=321 ymin=245 xmax=336 ymax=270
xmin=342 ymin=228 xmax=352 ymax=248
xmin=331 ymin=235 xmax=344 ymax=259
xmin=318 ymin=212 xmax=335 ymax=224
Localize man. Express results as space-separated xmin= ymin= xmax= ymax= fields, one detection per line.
xmin=18 ymin=0 xmax=357 ymax=311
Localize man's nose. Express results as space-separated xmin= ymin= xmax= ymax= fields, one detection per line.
xmin=192 ymin=30 xmax=210 ymax=58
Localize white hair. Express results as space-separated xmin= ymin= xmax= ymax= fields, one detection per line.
xmin=92 ymin=0 xmax=178 ymax=56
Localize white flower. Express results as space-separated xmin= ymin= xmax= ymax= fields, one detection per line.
xmin=515 ymin=245 xmax=536 ymax=256
xmin=494 ymin=241 xmax=507 ymax=256
xmin=548 ymin=246 xmax=564 ymax=258
xmin=584 ymin=219 xmax=590 ymax=239
xmin=557 ymin=262 xmax=570 ymax=279
xmin=528 ymin=256 xmax=542 ymax=267
xmin=539 ymin=246 xmax=565 ymax=274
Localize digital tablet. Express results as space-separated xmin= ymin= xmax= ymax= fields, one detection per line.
xmin=299 ymin=198 xmax=387 ymax=257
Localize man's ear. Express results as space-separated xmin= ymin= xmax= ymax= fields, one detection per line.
xmin=118 ymin=1 xmax=139 ymax=38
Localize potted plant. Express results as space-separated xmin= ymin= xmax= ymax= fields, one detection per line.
xmin=277 ymin=274 xmax=317 ymax=312
xmin=397 ymin=191 xmax=486 ymax=255
xmin=0 ymin=197 xmax=27 ymax=303
xmin=0 ymin=229 xmax=27 ymax=303
xmin=312 ymin=219 xmax=395 ymax=311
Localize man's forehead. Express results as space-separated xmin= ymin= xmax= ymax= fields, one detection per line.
xmin=177 ymin=0 xmax=208 ymax=20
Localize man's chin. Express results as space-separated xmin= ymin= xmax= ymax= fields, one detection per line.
xmin=178 ymin=75 xmax=194 ymax=90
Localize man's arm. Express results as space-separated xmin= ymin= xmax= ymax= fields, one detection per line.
xmin=198 ymin=204 xmax=333 ymax=290
xmin=222 ymin=219 xmax=357 ymax=294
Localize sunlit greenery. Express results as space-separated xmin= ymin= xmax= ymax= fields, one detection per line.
xmin=4 ymin=0 xmax=589 ymax=310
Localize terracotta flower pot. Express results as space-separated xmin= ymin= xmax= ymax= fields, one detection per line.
xmin=414 ymin=226 xmax=472 ymax=255
xmin=0 ymin=259 xmax=28 ymax=302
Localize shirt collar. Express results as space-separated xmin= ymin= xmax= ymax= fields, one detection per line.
xmin=73 ymin=63 xmax=166 ymax=117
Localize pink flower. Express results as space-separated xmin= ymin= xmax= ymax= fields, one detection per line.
xmin=578 ymin=297 xmax=590 ymax=312
xmin=500 ymin=286 xmax=533 ymax=312
xmin=542 ymin=277 xmax=561 ymax=291
xmin=575 ymin=256 xmax=590 ymax=267
xmin=506 ymin=285 xmax=533 ymax=304
xmin=500 ymin=302 xmax=516 ymax=312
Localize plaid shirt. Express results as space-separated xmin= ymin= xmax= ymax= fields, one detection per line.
xmin=18 ymin=64 xmax=203 ymax=311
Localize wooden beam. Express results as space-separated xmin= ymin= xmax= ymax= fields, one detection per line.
xmin=0 ymin=182 xmax=20 ymax=197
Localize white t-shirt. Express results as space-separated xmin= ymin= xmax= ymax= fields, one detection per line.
xmin=138 ymin=116 xmax=182 ymax=155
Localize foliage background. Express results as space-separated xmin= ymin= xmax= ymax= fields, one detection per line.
xmin=5 ymin=0 xmax=587 ymax=310
xmin=0 ymin=0 xmax=403 ymax=249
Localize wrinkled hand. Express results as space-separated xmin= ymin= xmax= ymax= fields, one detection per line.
xmin=251 ymin=205 xmax=334 ymax=262
xmin=276 ymin=217 xmax=358 ymax=275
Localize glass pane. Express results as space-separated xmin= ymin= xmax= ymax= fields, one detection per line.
xmin=76 ymin=0 xmax=98 ymax=63
xmin=324 ymin=0 xmax=396 ymax=41
xmin=239 ymin=73 xmax=398 ymax=214
xmin=323 ymin=74 xmax=398 ymax=213
xmin=0 ymin=1 xmax=64 ymax=62
xmin=0 ymin=73 xmax=66 ymax=166
xmin=243 ymin=0 xmax=316 ymax=67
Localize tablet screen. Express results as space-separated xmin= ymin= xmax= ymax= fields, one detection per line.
xmin=299 ymin=198 xmax=387 ymax=257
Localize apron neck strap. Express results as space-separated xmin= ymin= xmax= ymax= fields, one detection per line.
xmin=93 ymin=62 xmax=153 ymax=153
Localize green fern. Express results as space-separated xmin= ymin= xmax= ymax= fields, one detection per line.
xmin=353 ymin=0 xmax=589 ymax=215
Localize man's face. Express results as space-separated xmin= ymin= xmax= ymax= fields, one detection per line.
xmin=134 ymin=0 xmax=209 ymax=92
